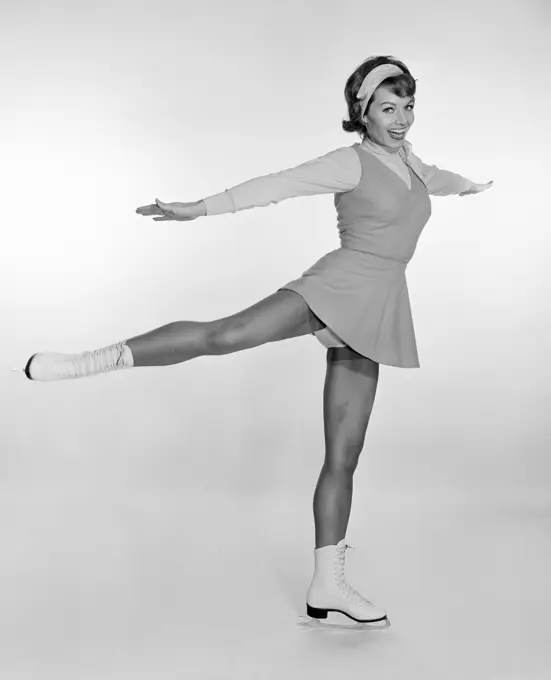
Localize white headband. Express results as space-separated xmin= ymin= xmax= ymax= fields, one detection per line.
xmin=357 ymin=64 xmax=404 ymax=119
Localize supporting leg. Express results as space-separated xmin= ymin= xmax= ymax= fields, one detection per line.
xmin=313 ymin=346 xmax=379 ymax=548
xmin=306 ymin=347 xmax=388 ymax=624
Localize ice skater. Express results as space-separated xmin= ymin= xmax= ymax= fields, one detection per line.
xmin=18 ymin=55 xmax=493 ymax=625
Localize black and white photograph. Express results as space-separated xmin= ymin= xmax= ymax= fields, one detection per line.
xmin=3 ymin=0 xmax=550 ymax=677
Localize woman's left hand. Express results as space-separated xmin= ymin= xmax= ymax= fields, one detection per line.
xmin=459 ymin=181 xmax=494 ymax=196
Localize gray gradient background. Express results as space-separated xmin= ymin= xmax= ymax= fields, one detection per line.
xmin=2 ymin=0 xmax=550 ymax=678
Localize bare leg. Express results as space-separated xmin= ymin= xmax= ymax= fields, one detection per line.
xmin=24 ymin=289 xmax=325 ymax=380
xmin=126 ymin=289 xmax=324 ymax=367
xmin=126 ymin=321 xmax=212 ymax=366
xmin=313 ymin=347 xmax=379 ymax=549
xmin=306 ymin=347 xmax=387 ymax=624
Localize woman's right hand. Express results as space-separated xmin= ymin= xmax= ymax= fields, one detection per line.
xmin=135 ymin=199 xmax=206 ymax=221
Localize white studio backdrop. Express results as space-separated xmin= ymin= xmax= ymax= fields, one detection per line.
xmin=2 ymin=0 xmax=551 ymax=678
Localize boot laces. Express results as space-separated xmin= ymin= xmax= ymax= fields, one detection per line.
xmin=89 ymin=343 xmax=124 ymax=365
xmin=334 ymin=543 xmax=373 ymax=607
xmin=78 ymin=343 xmax=126 ymax=372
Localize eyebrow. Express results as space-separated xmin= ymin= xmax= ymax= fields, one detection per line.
xmin=381 ymin=98 xmax=415 ymax=106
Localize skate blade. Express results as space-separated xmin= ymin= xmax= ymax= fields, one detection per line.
xmin=297 ymin=613 xmax=390 ymax=632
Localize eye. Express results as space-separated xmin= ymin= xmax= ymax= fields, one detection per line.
xmin=383 ymin=105 xmax=415 ymax=113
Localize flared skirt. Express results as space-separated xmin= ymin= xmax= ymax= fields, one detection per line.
xmin=277 ymin=247 xmax=419 ymax=368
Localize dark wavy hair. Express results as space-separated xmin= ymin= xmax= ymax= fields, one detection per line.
xmin=342 ymin=56 xmax=416 ymax=140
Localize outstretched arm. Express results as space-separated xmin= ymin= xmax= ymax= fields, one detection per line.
xmin=136 ymin=147 xmax=361 ymax=221
xmin=201 ymin=146 xmax=360 ymax=215
xmin=408 ymin=149 xmax=493 ymax=197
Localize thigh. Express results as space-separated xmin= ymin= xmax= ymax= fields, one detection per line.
xmin=208 ymin=289 xmax=325 ymax=352
xmin=323 ymin=346 xmax=379 ymax=470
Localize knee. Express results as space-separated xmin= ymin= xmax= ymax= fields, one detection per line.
xmin=324 ymin=440 xmax=364 ymax=475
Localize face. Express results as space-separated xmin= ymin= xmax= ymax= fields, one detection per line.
xmin=363 ymin=86 xmax=415 ymax=153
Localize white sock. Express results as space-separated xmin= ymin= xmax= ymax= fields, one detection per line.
xmin=27 ymin=341 xmax=134 ymax=381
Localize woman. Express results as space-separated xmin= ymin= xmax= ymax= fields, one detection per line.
xmin=19 ymin=55 xmax=492 ymax=625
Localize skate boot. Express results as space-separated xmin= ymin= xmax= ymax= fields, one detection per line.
xmin=18 ymin=342 xmax=134 ymax=381
xmin=305 ymin=539 xmax=388 ymax=625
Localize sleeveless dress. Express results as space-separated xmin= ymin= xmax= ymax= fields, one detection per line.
xmin=277 ymin=143 xmax=432 ymax=368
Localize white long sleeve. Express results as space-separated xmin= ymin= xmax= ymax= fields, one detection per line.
xmin=202 ymin=147 xmax=361 ymax=216
xmin=406 ymin=147 xmax=472 ymax=196
xmin=201 ymin=141 xmax=474 ymax=216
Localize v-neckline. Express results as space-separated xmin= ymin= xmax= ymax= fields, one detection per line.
xmin=356 ymin=143 xmax=421 ymax=193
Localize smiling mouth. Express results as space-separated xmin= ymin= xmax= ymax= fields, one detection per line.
xmin=388 ymin=128 xmax=408 ymax=139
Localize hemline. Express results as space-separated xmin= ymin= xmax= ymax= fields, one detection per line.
xmin=277 ymin=286 xmax=420 ymax=369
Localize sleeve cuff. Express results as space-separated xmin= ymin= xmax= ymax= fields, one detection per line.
xmin=202 ymin=190 xmax=236 ymax=216
xmin=460 ymin=178 xmax=473 ymax=194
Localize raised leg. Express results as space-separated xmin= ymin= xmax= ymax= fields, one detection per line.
xmin=126 ymin=288 xmax=324 ymax=366
xmin=24 ymin=289 xmax=325 ymax=380
xmin=313 ymin=346 xmax=379 ymax=549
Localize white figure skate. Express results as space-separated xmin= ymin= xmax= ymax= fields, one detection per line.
xmin=298 ymin=539 xmax=390 ymax=631
xmin=14 ymin=342 xmax=133 ymax=381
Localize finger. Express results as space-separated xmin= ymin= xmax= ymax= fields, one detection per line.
xmin=155 ymin=198 xmax=168 ymax=211
xmin=136 ymin=204 xmax=163 ymax=215
xmin=153 ymin=216 xmax=173 ymax=221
